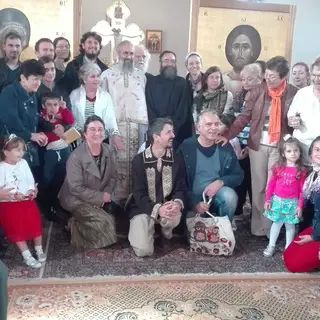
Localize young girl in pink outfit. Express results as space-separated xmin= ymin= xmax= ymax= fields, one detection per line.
xmin=263 ymin=135 xmax=307 ymax=257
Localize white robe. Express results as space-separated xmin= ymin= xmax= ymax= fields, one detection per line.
xmin=101 ymin=64 xmax=148 ymax=201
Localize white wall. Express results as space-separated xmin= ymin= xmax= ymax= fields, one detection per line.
xmin=264 ymin=0 xmax=320 ymax=65
xmin=81 ymin=0 xmax=191 ymax=75
xmin=81 ymin=0 xmax=320 ymax=75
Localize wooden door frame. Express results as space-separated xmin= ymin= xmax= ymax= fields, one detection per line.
xmin=189 ymin=0 xmax=296 ymax=63
xmin=73 ymin=0 xmax=82 ymax=56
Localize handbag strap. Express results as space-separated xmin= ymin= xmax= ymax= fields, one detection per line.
xmin=202 ymin=192 xmax=215 ymax=219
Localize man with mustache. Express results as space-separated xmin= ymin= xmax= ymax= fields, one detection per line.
xmin=101 ymin=40 xmax=148 ymax=205
xmin=145 ymin=50 xmax=193 ymax=149
xmin=0 ymin=32 xmax=22 ymax=94
xmin=134 ymin=44 xmax=152 ymax=79
xmin=127 ymin=118 xmax=186 ymax=257
xmin=62 ymin=32 xmax=107 ymax=93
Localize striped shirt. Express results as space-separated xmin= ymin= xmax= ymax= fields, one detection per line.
xmin=236 ymin=101 xmax=251 ymax=146
xmin=84 ymin=96 xmax=96 ymax=121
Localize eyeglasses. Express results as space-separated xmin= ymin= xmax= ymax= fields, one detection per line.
xmin=311 ymin=74 xmax=320 ymax=79
xmin=87 ymin=127 xmax=104 ymax=133
xmin=161 ymin=59 xmax=176 ymax=64
xmin=56 ymin=45 xmax=70 ymax=49
xmin=264 ymin=73 xmax=280 ymax=81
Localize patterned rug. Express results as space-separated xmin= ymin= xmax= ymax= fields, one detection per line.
xmin=0 ymin=214 xmax=293 ymax=280
xmin=8 ymin=274 xmax=320 ymax=320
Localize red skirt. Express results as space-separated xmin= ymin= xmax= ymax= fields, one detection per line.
xmin=0 ymin=200 xmax=42 ymax=243
xmin=284 ymin=227 xmax=320 ymax=273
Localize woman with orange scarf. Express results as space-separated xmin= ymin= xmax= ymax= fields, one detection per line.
xmin=218 ymin=56 xmax=298 ymax=237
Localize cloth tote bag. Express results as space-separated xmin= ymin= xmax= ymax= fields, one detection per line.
xmin=186 ymin=192 xmax=236 ymax=256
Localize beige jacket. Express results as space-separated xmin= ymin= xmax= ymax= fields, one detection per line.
xmin=58 ymin=142 xmax=116 ymax=212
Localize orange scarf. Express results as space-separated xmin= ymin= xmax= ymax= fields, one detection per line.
xmin=268 ymin=80 xmax=286 ymax=144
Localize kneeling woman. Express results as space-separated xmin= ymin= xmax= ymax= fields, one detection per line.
xmin=284 ymin=136 xmax=320 ymax=272
xmin=59 ymin=115 xmax=117 ymax=249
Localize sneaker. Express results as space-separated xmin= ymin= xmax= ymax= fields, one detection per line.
xmin=24 ymin=256 xmax=42 ymax=268
xmin=263 ymin=245 xmax=275 ymax=257
xmin=36 ymin=251 xmax=47 ymax=263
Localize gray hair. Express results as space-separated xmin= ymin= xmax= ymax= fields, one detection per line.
xmin=134 ymin=44 xmax=151 ymax=61
xmin=78 ymin=62 xmax=101 ymax=84
xmin=116 ymin=40 xmax=133 ymax=56
xmin=148 ymin=117 xmax=173 ymax=142
xmin=197 ymin=110 xmax=219 ymax=124
xmin=240 ymin=63 xmax=263 ymax=81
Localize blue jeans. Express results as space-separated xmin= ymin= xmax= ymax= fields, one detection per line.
xmin=188 ymin=186 xmax=238 ymax=221
xmin=43 ymin=147 xmax=71 ymax=184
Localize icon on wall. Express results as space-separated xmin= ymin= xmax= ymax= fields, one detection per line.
xmin=225 ymin=24 xmax=261 ymax=70
xmin=0 ymin=8 xmax=31 ymax=58
xmin=146 ymin=30 xmax=162 ymax=54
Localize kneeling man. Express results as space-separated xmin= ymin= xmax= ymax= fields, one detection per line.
xmin=128 ymin=118 xmax=187 ymax=257
xmin=179 ymin=111 xmax=243 ymax=222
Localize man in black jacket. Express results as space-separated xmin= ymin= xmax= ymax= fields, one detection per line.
xmin=0 ymin=32 xmax=22 ymax=94
xmin=62 ymin=31 xmax=108 ymax=93
xmin=145 ymin=50 xmax=193 ymax=149
xmin=128 ymin=118 xmax=187 ymax=257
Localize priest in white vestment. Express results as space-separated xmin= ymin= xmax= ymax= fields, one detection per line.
xmin=101 ymin=40 xmax=148 ymax=203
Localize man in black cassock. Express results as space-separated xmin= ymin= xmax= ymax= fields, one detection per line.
xmin=127 ymin=118 xmax=187 ymax=257
xmin=145 ymin=51 xmax=193 ymax=149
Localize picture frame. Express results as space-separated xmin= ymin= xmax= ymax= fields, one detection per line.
xmin=189 ymin=0 xmax=296 ymax=71
xmin=146 ymin=30 xmax=162 ymax=54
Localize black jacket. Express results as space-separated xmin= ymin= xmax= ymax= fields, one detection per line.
xmin=145 ymin=74 xmax=194 ymax=147
xmin=0 ymin=58 xmax=21 ymax=94
xmin=36 ymin=82 xmax=71 ymax=111
xmin=61 ymin=54 xmax=108 ymax=94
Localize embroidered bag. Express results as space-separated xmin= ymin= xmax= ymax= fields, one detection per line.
xmin=186 ymin=192 xmax=236 ymax=256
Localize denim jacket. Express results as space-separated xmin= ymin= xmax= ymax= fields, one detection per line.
xmin=0 ymin=81 xmax=40 ymax=166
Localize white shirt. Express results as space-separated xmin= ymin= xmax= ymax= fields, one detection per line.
xmin=101 ymin=64 xmax=148 ymax=124
xmin=288 ymin=85 xmax=320 ymax=163
xmin=70 ymin=85 xmax=120 ymax=135
xmin=0 ymin=159 xmax=35 ymax=197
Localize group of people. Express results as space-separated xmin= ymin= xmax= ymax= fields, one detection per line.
xmin=0 ymin=29 xmax=319 ymax=288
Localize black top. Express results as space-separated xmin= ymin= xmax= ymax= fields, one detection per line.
xmin=196 ymin=140 xmax=216 ymax=157
xmin=145 ymin=74 xmax=194 ymax=147
xmin=61 ymin=54 xmax=108 ymax=94
xmin=36 ymin=82 xmax=72 ymax=112
xmin=0 ymin=58 xmax=21 ymax=94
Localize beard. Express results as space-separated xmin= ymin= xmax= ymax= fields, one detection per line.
xmin=161 ymin=66 xmax=177 ymax=80
xmin=135 ymin=62 xmax=148 ymax=73
xmin=119 ymin=59 xmax=134 ymax=73
xmin=85 ymin=50 xmax=100 ymax=60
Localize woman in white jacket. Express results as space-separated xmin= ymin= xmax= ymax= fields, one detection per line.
xmin=70 ymin=63 xmax=123 ymax=150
